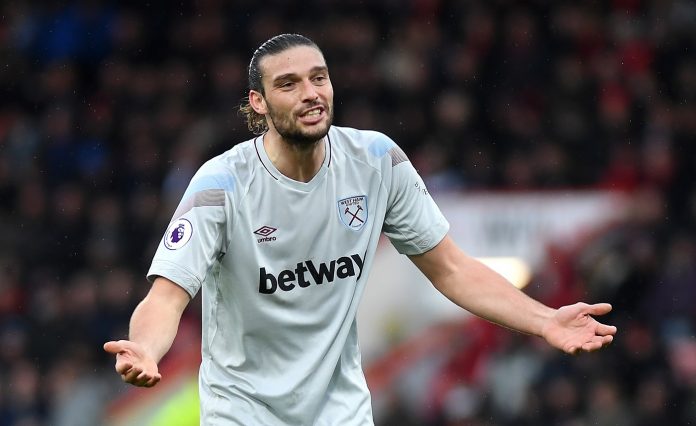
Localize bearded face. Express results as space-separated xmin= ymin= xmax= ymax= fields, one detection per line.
xmin=256 ymin=45 xmax=335 ymax=146
xmin=265 ymin=98 xmax=334 ymax=146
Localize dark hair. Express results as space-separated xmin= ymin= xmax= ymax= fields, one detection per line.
xmin=239 ymin=34 xmax=321 ymax=134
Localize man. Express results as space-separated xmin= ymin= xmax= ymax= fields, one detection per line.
xmin=104 ymin=34 xmax=616 ymax=425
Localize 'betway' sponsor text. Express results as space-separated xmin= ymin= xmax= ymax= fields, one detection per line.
xmin=259 ymin=254 xmax=364 ymax=294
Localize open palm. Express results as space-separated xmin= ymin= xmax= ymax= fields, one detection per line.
xmin=541 ymin=302 xmax=617 ymax=354
xmin=104 ymin=340 xmax=161 ymax=387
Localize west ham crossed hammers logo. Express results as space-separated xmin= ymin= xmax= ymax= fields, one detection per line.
xmin=337 ymin=195 xmax=368 ymax=231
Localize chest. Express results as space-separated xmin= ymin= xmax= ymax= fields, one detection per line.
xmin=222 ymin=168 xmax=385 ymax=299
xmin=243 ymin=167 xmax=382 ymax=243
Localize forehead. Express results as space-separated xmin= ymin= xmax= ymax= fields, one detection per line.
xmin=259 ymin=45 xmax=327 ymax=81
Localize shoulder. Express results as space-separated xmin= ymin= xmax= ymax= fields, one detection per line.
xmin=182 ymin=137 xmax=259 ymax=199
xmin=329 ymin=126 xmax=408 ymax=167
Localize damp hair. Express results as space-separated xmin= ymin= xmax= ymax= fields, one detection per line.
xmin=239 ymin=34 xmax=321 ymax=135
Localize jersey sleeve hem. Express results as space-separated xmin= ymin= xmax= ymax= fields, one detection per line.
xmin=146 ymin=260 xmax=202 ymax=298
xmin=389 ymin=219 xmax=450 ymax=256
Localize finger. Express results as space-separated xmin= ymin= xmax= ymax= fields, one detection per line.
xmin=133 ymin=372 xmax=153 ymax=387
xmin=565 ymin=345 xmax=578 ymax=355
xmin=104 ymin=340 xmax=127 ymax=354
xmin=123 ymin=367 xmax=143 ymax=384
xmin=126 ymin=377 xmax=149 ymax=387
xmin=105 ymin=339 xmax=138 ymax=355
xmin=595 ymin=323 xmax=618 ymax=336
xmin=586 ymin=303 xmax=612 ymax=316
xmin=115 ymin=361 xmax=133 ymax=375
xmin=581 ymin=337 xmax=605 ymax=351
xmin=581 ymin=335 xmax=613 ymax=352
xmin=590 ymin=338 xmax=609 ymax=351
xmin=136 ymin=372 xmax=160 ymax=387
xmin=581 ymin=341 xmax=601 ymax=352
xmin=142 ymin=373 xmax=162 ymax=388
xmin=143 ymin=374 xmax=162 ymax=388
xmin=136 ymin=370 xmax=156 ymax=382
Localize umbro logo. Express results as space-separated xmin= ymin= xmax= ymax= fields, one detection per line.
xmin=254 ymin=226 xmax=277 ymax=243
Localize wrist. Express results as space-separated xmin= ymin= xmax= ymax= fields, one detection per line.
xmin=537 ymin=306 xmax=557 ymax=339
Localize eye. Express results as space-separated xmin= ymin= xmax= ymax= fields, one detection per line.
xmin=313 ymin=75 xmax=328 ymax=84
xmin=279 ymin=81 xmax=295 ymax=89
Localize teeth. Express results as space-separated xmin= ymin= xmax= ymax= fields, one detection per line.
xmin=305 ymin=110 xmax=321 ymax=117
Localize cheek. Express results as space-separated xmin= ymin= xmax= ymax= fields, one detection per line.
xmin=267 ymin=99 xmax=292 ymax=117
xmin=322 ymin=85 xmax=334 ymax=99
xmin=280 ymin=99 xmax=298 ymax=115
xmin=323 ymin=89 xmax=334 ymax=108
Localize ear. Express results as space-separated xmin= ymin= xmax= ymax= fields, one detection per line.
xmin=248 ymin=90 xmax=268 ymax=115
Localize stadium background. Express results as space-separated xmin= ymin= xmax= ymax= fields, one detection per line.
xmin=1 ymin=0 xmax=695 ymax=424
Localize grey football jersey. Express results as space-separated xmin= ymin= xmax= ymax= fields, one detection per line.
xmin=147 ymin=126 xmax=449 ymax=425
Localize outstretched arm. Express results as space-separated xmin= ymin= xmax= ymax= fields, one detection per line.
xmin=104 ymin=277 xmax=191 ymax=387
xmin=409 ymin=235 xmax=616 ymax=354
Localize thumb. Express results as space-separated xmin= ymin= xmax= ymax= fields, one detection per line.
xmin=104 ymin=340 xmax=130 ymax=354
xmin=586 ymin=303 xmax=613 ymax=316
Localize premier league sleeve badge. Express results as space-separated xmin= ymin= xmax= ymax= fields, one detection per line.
xmin=164 ymin=218 xmax=194 ymax=250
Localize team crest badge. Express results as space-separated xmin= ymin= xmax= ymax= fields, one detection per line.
xmin=338 ymin=195 xmax=368 ymax=231
xmin=164 ymin=218 xmax=193 ymax=250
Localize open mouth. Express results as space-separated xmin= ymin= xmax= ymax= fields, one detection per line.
xmin=298 ymin=106 xmax=325 ymax=123
xmin=303 ymin=109 xmax=322 ymax=117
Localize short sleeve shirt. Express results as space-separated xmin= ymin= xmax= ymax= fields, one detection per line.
xmin=147 ymin=126 xmax=449 ymax=425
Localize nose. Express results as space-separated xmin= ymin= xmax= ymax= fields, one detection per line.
xmin=299 ymin=79 xmax=319 ymax=102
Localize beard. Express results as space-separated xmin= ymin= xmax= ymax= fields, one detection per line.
xmin=266 ymin=101 xmax=333 ymax=147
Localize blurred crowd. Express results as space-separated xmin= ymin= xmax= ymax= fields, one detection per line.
xmin=0 ymin=0 xmax=694 ymax=425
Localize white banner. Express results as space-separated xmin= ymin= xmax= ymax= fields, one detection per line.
xmin=358 ymin=190 xmax=629 ymax=362
xmin=436 ymin=190 xmax=629 ymax=267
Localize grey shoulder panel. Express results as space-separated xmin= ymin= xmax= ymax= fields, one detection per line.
xmin=172 ymin=189 xmax=226 ymax=219
xmin=388 ymin=146 xmax=409 ymax=167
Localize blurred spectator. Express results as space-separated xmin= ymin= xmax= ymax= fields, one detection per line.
xmin=0 ymin=0 xmax=693 ymax=424
xmin=584 ymin=376 xmax=635 ymax=426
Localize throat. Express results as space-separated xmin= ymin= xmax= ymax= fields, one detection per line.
xmin=264 ymin=136 xmax=326 ymax=183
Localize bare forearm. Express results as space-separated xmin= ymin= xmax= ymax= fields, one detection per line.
xmin=410 ymin=236 xmax=555 ymax=337
xmin=436 ymin=255 xmax=554 ymax=337
xmin=128 ymin=297 xmax=182 ymax=362
xmin=411 ymin=236 xmax=616 ymax=354
xmin=128 ymin=278 xmax=190 ymax=363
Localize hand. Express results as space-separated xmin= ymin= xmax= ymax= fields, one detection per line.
xmin=103 ymin=340 xmax=161 ymax=387
xmin=541 ymin=302 xmax=617 ymax=354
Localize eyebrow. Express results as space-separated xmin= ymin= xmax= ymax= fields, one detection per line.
xmin=272 ymin=66 xmax=329 ymax=84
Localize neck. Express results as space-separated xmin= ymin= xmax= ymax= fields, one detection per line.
xmin=263 ymin=132 xmax=325 ymax=183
